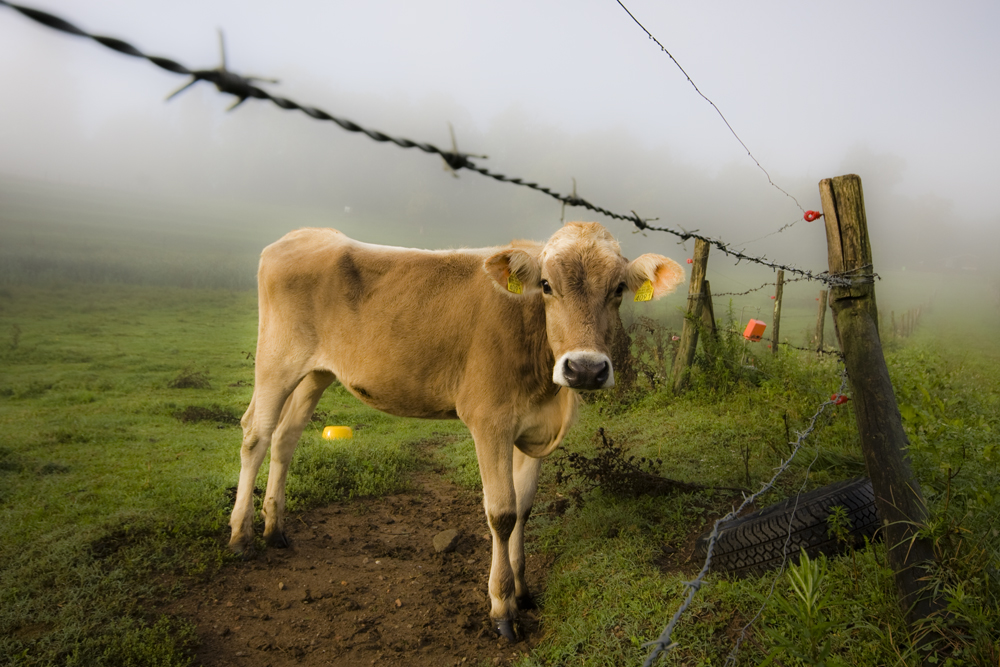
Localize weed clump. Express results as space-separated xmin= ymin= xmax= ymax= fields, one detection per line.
xmin=286 ymin=438 xmax=415 ymax=507
xmin=554 ymin=428 xmax=729 ymax=499
xmin=167 ymin=367 xmax=211 ymax=389
xmin=173 ymin=404 xmax=240 ymax=425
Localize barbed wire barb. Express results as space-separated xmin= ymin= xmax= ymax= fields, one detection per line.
xmin=166 ymin=30 xmax=279 ymax=110
xmin=560 ymin=177 xmax=577 ymax=223
xmin=442 ymin=122 xmax=487 ymax=178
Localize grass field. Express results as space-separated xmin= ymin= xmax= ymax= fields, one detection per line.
xmin=1 ymin=252 xmax=998 ymax=665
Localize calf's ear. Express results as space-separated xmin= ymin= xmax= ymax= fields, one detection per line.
xmin=484 ymin=249 xmax=542 ymax=295
xmin=626 ymin=254 xmax=685 ymax=301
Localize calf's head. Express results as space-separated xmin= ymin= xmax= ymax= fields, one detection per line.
xmin=484 ymin=222 xmax=684 ymax=390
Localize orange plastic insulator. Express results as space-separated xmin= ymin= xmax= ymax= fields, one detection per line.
xmin=743 ymin=319 xmax=767 ymax=342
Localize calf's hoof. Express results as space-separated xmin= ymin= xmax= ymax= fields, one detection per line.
xmin=264 ymin=531 xmax=290 ymax=548
xmin=516 ymin=594 xmax=537 ymax=610
xmin=494 ymin=619 xmax=517 ymax=642
xmin=228 ymin=534 xmax=254 ymax=556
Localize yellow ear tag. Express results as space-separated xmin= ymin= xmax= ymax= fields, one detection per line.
xmin=507 ymin=273 xmax=523 ymax=294
xmin=634 ymin=279 xmax=654 ymax=302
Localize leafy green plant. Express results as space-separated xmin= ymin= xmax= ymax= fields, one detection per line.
xmin=759 ymin=550 xmax=847 ymax=667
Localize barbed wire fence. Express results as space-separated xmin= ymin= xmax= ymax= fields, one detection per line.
xmin=0 ymin=0 xmax=851 ymax=290
xmin=0 ymin=3 xmax=866 ymax=665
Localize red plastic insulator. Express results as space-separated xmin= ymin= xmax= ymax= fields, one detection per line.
xmin=830 ymin=394 xmax=850 ymax=405
xmin=804 ymin=210 xmax=822 ymax=222
xmin=686 ymin=258 xmax=693 ymax=264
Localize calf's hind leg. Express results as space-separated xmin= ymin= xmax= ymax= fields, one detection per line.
xmin=229 ymin=379 xmax=299 ymax=553
xmin=261 ymin=370 xmax=336 ymax=547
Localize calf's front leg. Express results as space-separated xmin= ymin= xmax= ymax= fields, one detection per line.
xmin=470 ymin=425 xmax=520 ymax=640
xmin=509 ymin=446 xmax=542 ymax=610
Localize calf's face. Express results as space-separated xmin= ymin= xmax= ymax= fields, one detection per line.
xmin=484 ymin=222 xmax=685 ymax=390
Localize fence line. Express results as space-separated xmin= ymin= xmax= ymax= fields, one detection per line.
xmin=1 ymin=0 xmax=855 ymax=289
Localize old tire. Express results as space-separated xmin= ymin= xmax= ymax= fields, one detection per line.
xmin=693 ymin=477 xmax=880 ymax=577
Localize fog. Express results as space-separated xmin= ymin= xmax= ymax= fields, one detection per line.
xmin=2 ymin=0 xmax=998 ymax=286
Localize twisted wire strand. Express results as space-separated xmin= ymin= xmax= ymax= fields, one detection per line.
xmin=614 ymin=0 xmax=805 ymax=214
xmin=712 ymin=273 xmax=817 ymax=298
xmin=642 ymin=370 xmax=849 ymax=666
xmin=721 ymin=442 xmax=827 ymax=667
xmin=0 ymin=0 xmax=858 ymax=288
xmin=734 ymin=216 xmax=804 ymax=247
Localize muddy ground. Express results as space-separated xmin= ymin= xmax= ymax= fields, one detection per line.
xmin=164 ymin=473 xmax=554 ymax=667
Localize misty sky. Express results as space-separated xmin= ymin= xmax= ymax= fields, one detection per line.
xmin=1 ymin=0 xmax=998 ymax=275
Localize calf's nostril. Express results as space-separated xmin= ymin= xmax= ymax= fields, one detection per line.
xmin=595 ymin=361 xmax=609 ymax=385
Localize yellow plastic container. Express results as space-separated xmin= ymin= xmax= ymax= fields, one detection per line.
xmin=322 ymin=425 xmax=353 ymax=440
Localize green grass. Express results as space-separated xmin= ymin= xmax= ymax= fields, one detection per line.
xmin=0 ymin=270 xmax=997 ymax=666
xmin=0 ymin=284 xmax=467 ymax=666
xmin=519 ymin=276 xmax=1000 ymax=666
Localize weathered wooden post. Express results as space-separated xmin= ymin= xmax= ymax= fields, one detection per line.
xmin=701 ymin=280 xmax=718 ymax=337
xmin=700 ymin=280 xmax=720 ymax=363
xmin=671 ymin=239 xmax=709 ymax=393
xmin=771 ymin=270 xmax=784 ymax=355
xmin=820 ymin=174 xmax=938 ymax=626
xmin=814 ymin=289 xmax=828 ymax=352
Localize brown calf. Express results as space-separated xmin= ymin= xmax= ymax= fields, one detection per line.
xmin=228 ymin=221 xmax=684 ymax=639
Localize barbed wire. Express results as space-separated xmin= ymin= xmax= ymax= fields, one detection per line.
xmin=614 ymin=0 xmax=805 ymax=214
xmin=0 ymin=0 xmax=859 ymax=289
xmin=714 ymin=327 xmax=844 ymax=359
xmin=711 ymin=274 xmax=811 ymax=298
xmin=733 ymin=216 xmax=804 ymax=247
xmin=704 ymin=265 xmax=876 ymax=299
xmin=643 ymin=370 xmax=850 ymax=666
xmin=722 ymin=444 xmax=826 ymax=667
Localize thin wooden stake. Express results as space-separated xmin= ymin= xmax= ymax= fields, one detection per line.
xmin=671 ymin=239 xmax=709 ymax=393
xmin=815 ymin=289 xmax=828 ymax=352
xmin=700 ymin=279 xmax=719 ymax=362
xmin=701 ymin=280 xmax=717 ymax=336
xmin=771 ymin=270 xmax=784 ymax=355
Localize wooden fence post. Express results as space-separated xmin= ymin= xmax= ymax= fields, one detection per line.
xmin=700 ymin=280 xmax=719 ymax=363
xmin=671 ymin=239 xmax=709 ymax=393
xmin=815 ymin=289 xmax=828 ymax=352
xmin=771 ymin=270 xmax=784 ymax=355
xmin=820 ymin=174 xmax=939 ymax=626
xmin=701 ymin=280 xmax=717 ymax=337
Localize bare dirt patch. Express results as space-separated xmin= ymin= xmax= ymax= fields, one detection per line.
xmin=164 ymin=474 xmax=551 ymax=667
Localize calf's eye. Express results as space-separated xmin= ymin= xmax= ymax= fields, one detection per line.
xmin=615 ymin=282 xmax=626 ymax=297
xmin=540 ymin=279 xmax=553 ymax=295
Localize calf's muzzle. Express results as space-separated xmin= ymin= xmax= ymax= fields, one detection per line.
xmin=560 ymin=354 xmax=612 ymax=390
